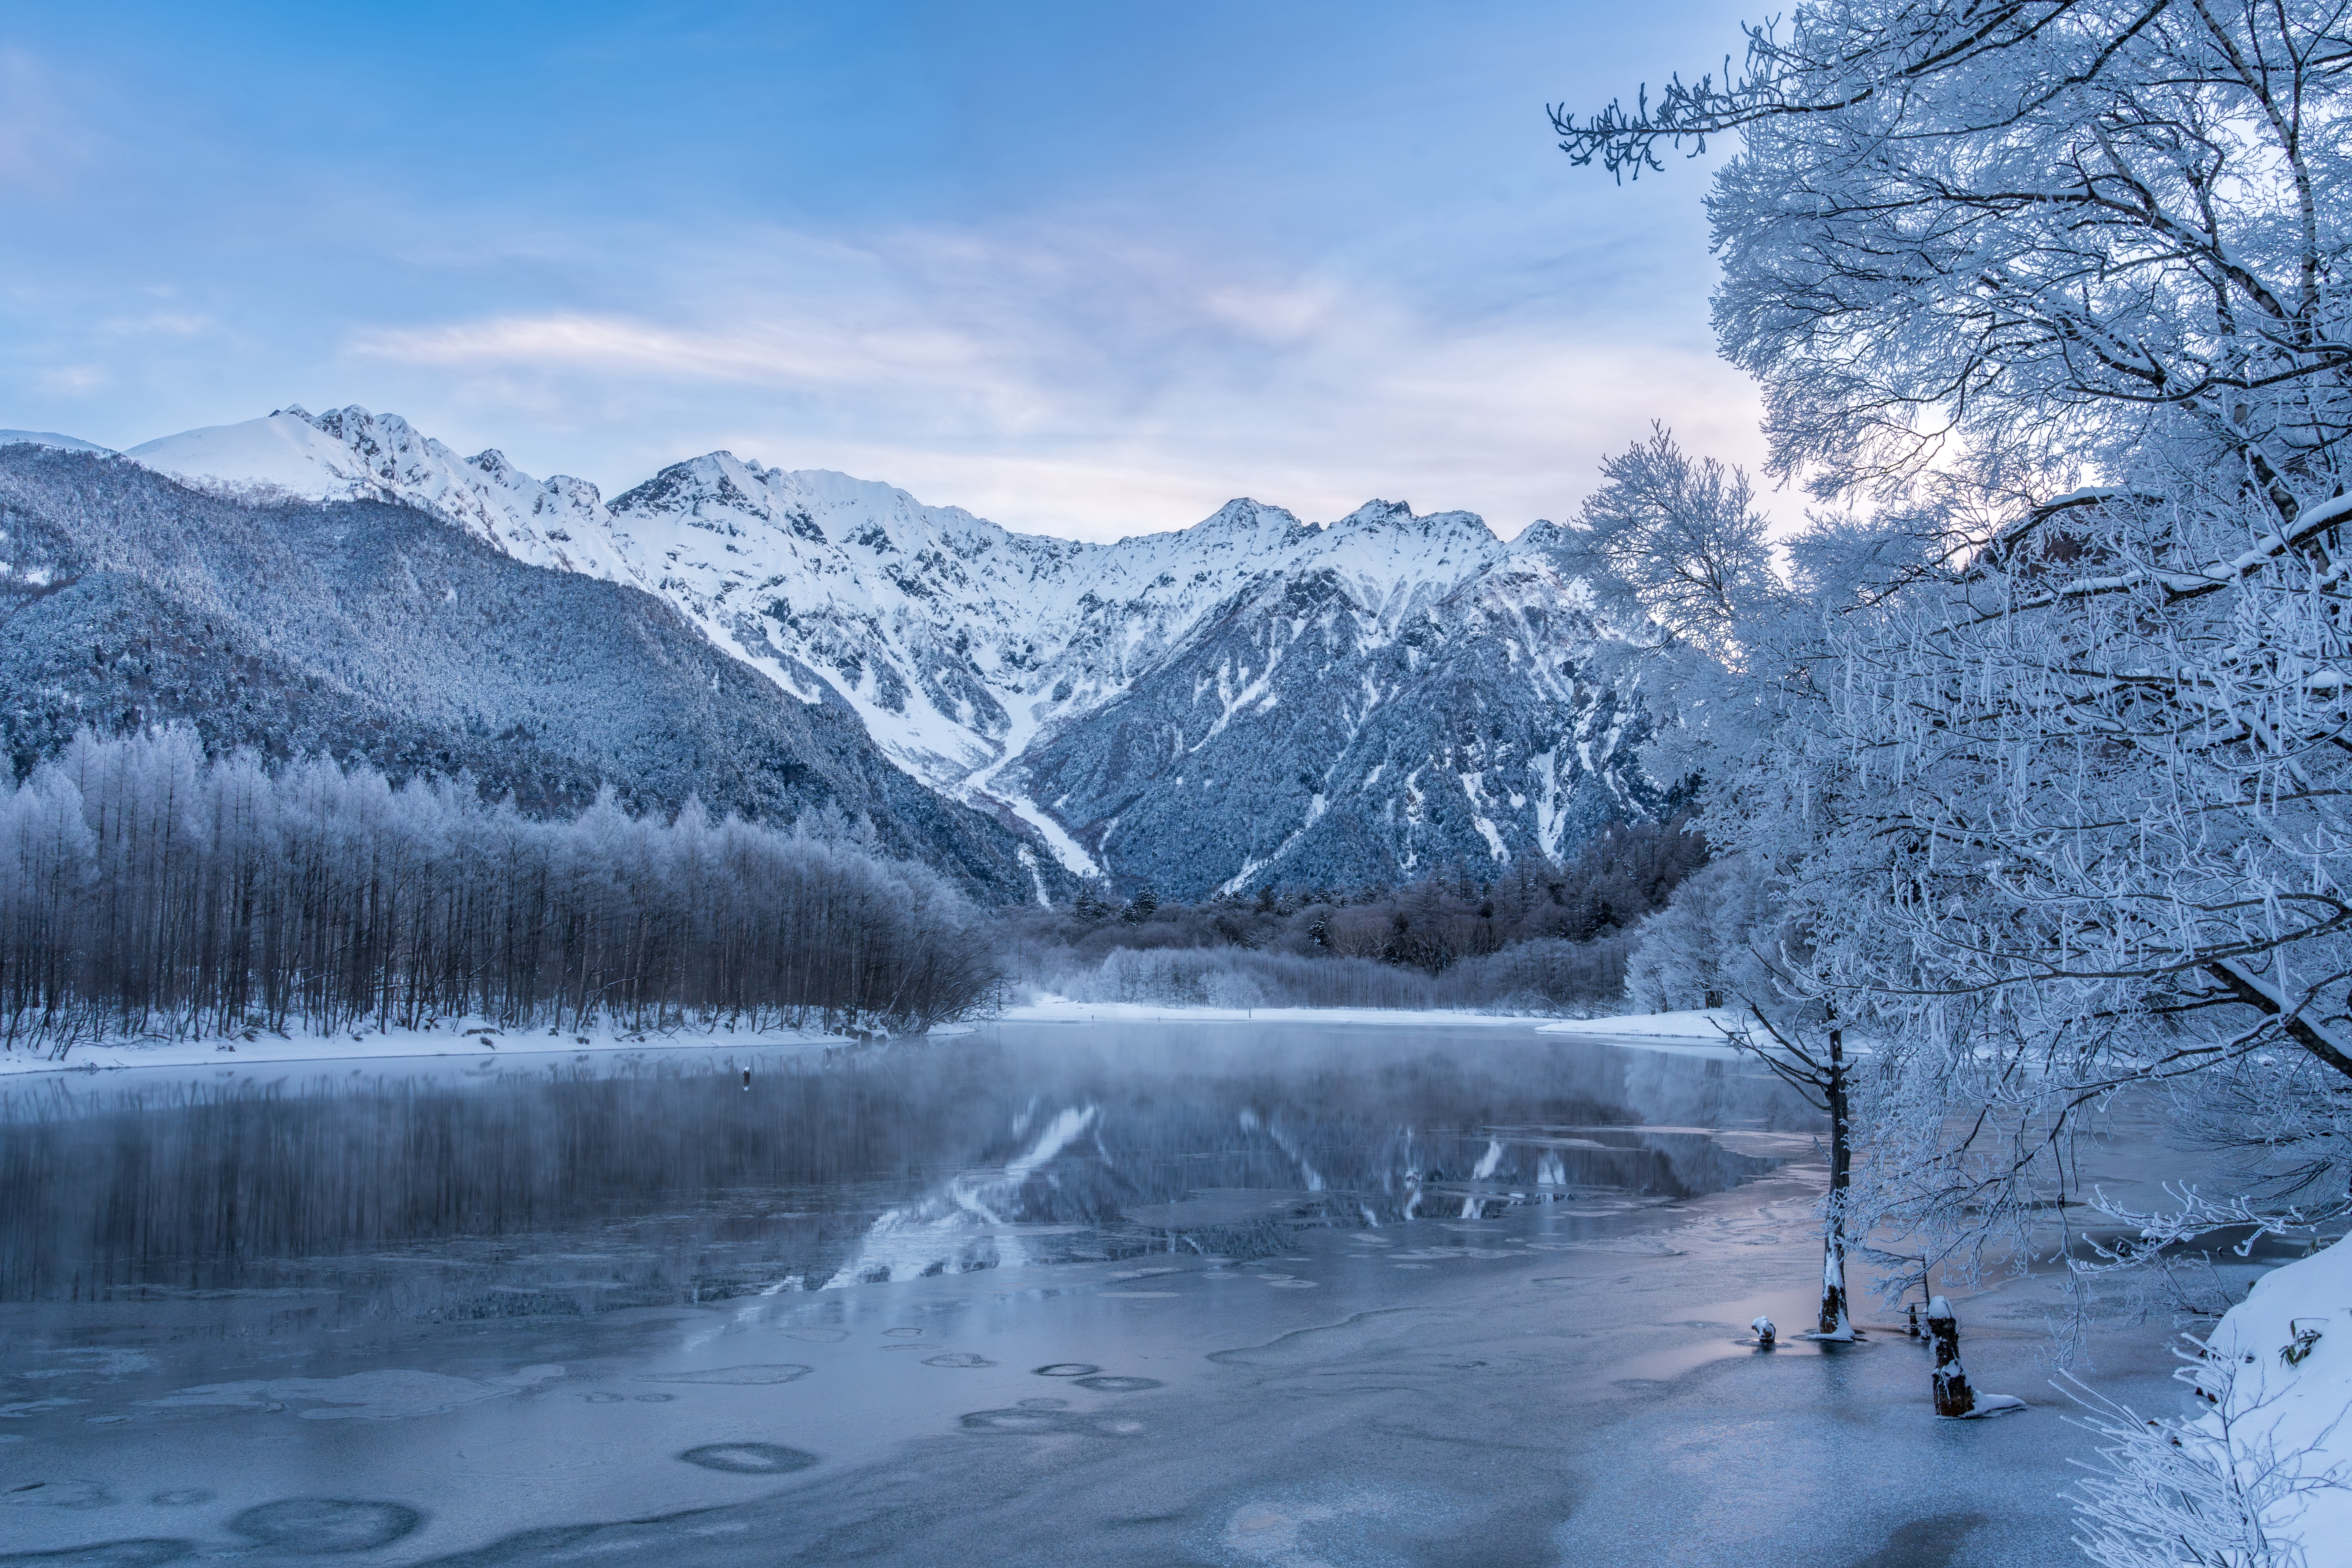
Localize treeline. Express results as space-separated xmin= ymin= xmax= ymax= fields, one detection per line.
xmin=1002 ymin=817 xmax=1703 ymax=1012
xmin=1037 ymin=938 xmax=1642 ymax=1015
xmin=0 ymin=730 xmax=995 ymax=1052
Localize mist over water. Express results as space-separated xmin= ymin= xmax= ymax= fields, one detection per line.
xmin=0 ymin=1025 xmax=1818 ymax=1313
xmin=0 ymin=1024 xmax=1865 ymax=1568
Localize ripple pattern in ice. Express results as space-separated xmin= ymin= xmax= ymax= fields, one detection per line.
xmin=229 ymin=1498 xmax=423 ymax=1553
xmin=678 ymin=1443 xmax=819 ymax=1475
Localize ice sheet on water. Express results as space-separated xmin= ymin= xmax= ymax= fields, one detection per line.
xmin=140 ymin=1366 xmax=562 ymax=1420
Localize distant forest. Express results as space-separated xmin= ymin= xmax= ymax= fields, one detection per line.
xmin=1002 ymin=818 xmax=1707 ymax=1013
xmin=0 ymin=726 xmax=1704 ymax=1052
xmin=0 ymin=729 xmax=996 ymax=1050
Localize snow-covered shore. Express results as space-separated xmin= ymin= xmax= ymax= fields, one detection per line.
xmin=0 ymin=1017 xmax=856 ymax=1077
xmin=1536 ymin=1007 xmax=1752 ymax=1039
xmin=0 ymin=1001 xmax=1705 ymax=1077
xmin=992 ymin=995 xmax=1564 ymax=1029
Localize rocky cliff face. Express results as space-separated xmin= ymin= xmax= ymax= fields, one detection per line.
xmin=111 ymin=406 xmax=1664 ymax=896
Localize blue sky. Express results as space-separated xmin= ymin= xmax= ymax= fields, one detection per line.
xmin=1 ymin=2 xmax=1765 ymax=541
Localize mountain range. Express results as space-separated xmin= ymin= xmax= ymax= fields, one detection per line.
xmin=4 ymin=407 xmax=1661 ymax=900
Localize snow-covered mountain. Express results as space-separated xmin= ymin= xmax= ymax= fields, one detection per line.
xmin=0 ymin=441 xmax=1051 ymax=906
xmin=119 ymin=405 xmax=1661 ymax=896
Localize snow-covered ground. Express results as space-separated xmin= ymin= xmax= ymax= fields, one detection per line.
xmin=2 ymin=1001 xmax=1692 ymax=1077
xmin=0 ymin=1016 xmax=854 ymax=1077
xmin=2195 ymin=1235 xmax=2352 ymax=1547
xmin=1537 ymin=1007 xmax=1756 ymax=1039
xmin=995 ymin=996 xmax=1564 ymax=1029
xmin=1534 ymin=1008 xmax=1758 ymax=1058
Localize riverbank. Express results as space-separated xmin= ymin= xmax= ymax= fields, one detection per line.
xmin=0 ymin=1015 xmax=855 ymax=1076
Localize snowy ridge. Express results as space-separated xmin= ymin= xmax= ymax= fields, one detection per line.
xmin=128 ymin=407 xmax=640 ymax=582
xmin=120 ymin=405 xmax=1656 ymax=892
xmin=0 ymin=430 xmax=114 ymax=454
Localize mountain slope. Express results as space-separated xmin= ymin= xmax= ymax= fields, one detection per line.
xmin=1014 ymin=556 xmax=1656 ymax=898
xmin=0 ymin=445 xmax=1057 ymax=904
xmin=116 ymin=405 xmax=1668 ymax=894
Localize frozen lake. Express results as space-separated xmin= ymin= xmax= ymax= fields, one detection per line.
xmin=0 ymin=1023 xmax=2185 ymax=1566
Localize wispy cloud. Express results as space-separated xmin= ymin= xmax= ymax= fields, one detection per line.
xmin=339 ymin=220 xmax=1768 ymax=540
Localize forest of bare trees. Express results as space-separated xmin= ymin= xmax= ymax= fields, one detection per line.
xmin=0 ymin=729 xmax=996 ymax=1053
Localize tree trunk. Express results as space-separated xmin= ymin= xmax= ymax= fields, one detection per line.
xmin=1818 ymin=1012 xmax=1853 ymax=1337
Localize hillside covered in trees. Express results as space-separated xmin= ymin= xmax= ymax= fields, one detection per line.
xmin=1001 ymin=817 xmax=1707 ymax=1011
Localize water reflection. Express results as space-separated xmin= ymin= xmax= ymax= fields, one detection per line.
xmin=0 ymin=1023 xmax=1822 ymax=1315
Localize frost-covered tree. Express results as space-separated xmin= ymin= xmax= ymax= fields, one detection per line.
xmin=1563 ymin=0 xmax=2352 ymax=1270
xmin=1628 ymin=852 xmax=1867 ymax=1336
xmin=1558 ymin=424 xmax=1779 ymax=662
xmin=0 ymin=728 xmax=998 ymax=1049
xmin=1624 ymin=856 xmax=1772 ymax=1012
xmin=1557 ymin=0 xmax=2352 ymax=510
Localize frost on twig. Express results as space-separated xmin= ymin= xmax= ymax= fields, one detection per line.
xmin=2064 ymin=1344 xmax=2349 ymax=1568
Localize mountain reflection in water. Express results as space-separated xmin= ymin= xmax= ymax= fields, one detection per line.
xmin=0 ymin=1023 xmax=1823 ymax=1314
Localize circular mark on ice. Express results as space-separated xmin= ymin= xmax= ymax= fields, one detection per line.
xmin=921 ymin=1354 xmax=994 ymax=1369
xmin=678 ymin=1442 xmax=819 ymax=1475
xmin=778 ymin=1328 xmax=849 ymax=1343
xmin=638 ymin=1365 xmax=813 ymax=1386
xmin=633 ymin=1394 xmax=674 ymax=1403
xmin=148 ymin=1491 xmax=212 ymax=1507
xmin=581 ymin=1392 xmax=626 ymax=1403
xmin=0 ymin=1542 xmax=195 ymax=1566
xmin=882 ymin=1328 xmax=923 ymax=1337
xmin=228 ymin=1498 xmax=422 ymax=1553
xmin=1031 ymin=1364 xmax=1099 ymax=1378
xmin=1072 ymin=1375 xmax=1162 ymax=1393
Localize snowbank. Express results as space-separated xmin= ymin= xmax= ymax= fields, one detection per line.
xmin=994 ymin=996 xmax=1551 ymax=1029
xmin=0 ymin=1017 xmax=853 ymax=1077
xmin=2198 ymin=1238 xmax=2352 ymax=1550
xmin=1536 ymin=1008 xmax=1755 ymax=1039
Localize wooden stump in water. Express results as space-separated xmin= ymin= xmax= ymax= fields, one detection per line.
xmin=1926 ymin=1296 xmax=1974 ymax=1417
